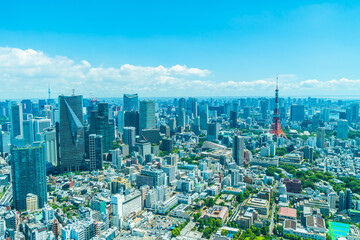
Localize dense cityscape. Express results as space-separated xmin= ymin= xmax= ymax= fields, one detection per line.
xmin=0 ymin=82 xmax=359 ymax=240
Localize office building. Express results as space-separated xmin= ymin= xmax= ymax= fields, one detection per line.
xmin=337 ymin=119 xmax=348 ymax=140
xmin=290 ymin=105 xmax=305 ymax=122
xmin=316 ymin=127 xmax=325 ymax=149
xmin=123 ymin=94 xmax=139 ymax=112
xmin=89 ymin=102 xmax=114 ymax=154
xmin=346 ymin=188 xmax=353 ymax=210
xmin=199 ymin=104 xmax=208 ymax=130
xmin=89 ymin=134 xmax=103 ymax=170
xmin=339 ymin=190 xmax=346 ymax=211
xmin=233 ymin=136 xmax=245 ymax=166
xmin=10 ymin=104 xmax=23 ymax=139
xmin=42 ymin=127 xmax=58 ymax=167
xmin=59 ymin=95 xmax=85 ymax=171
xmin=124 ymin=111 xmax=139 ymax=135
xmin=207 ymin=122 xmax=220 ymax=142
xmin=11 ymin=142 xmax=47 ymax=211
xmin=123 ymin=127 xmax=136 ymax=151
xmin=136 ymin=169 xmax=167 ymax=188
xmin=177 ymin=109 xmax=186 ymax=128
xmin=26 ymin=194 xmax=38 ymax=212
xmin=139 ymin=100 xmax=155 ymax=134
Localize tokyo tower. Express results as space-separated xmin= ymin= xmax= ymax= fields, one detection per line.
xmin=270 ymin=76 xmax=287 ymax=139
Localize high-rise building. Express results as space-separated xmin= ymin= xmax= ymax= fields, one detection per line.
xmin=89 ymin=102 xmax=114 ymax=154
xmin=233 ymin=135 xmax=245 ymax=166
xmin=207 ymin=122 xmax=220 ymax=142
xmin=187 ymin=98 xmax=197 ymax=117
xmin=21 ymin=100 xmax=33 ymax=114
xmin=339 ymin=190 xmax=346 ymax=211
xmin=11 ymin=142 xmax=47 ymax=211
xmin=337 ymin=119 xmax=348 ymax=140
xmin=124 ymin=111 xmax=139 ymax=135
xmin=316 ymin=127 xmax=325 ymax=149
xmin=59 ymin=95 xmax=85 ymax=171
xmin=123 ymin=127 xmax=136 ymax=151
xmin=351 ymin=103 xmax=359 ymax=122
xmin=231 ymin=170 xmax=240 ymax=187
xmin=89 ymin=134 xmax=103 ymax=170
xmin=123 ymin=94 xmax=139 ymax=112
xmin=230 ymin=111 xmax=237 ymax=128
xmin=177 ymin=109 xmax=186 ymax=128
xmin=346 ymin=188 xmax=353 ymax=210
xmin=290 ymin=105 xmax=305 ymax=122
xmin=321 ymin=108 xmax=330 ymax=122
xmin=42 ymin=127 xmax=58 ymax=167
xmin=117 ymin=110 xmax=124 ymax=133
xmin=10 ymin=104 xmax=23 ymax=139
xmin=136 ymin=168 xmax=167 ymax=188
xmin=139 ymin=100 xmax=155 ymax=134
xmin=260 ymin=99 xmax=268 ymax=120
xmin=243 ymin=107 xmax=250 ymax=119
xmin=199 ymin=104 xmax=208 ymax=130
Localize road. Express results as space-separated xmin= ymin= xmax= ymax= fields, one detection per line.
xmin=269 ymin=203 xmax=276 ymax=236
xmin=0 ymin=184 xmax=12 ymax=205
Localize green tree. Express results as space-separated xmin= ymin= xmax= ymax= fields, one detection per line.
xmin=221 ymin=229 xmax=228 ymax=236
xmin=171 ymin=228 xmax=180 ymax=237
xmin=236 ymin=192 xmax=245 ymax=203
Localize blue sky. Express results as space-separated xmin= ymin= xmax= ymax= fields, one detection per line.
xmin=1 ymin=0 xmax=360 ymax=98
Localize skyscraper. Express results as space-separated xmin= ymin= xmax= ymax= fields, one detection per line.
xmin=337 ymin=119 xmax=348 ymax=140
xmin=139 ymin=100 xmax=155 ymax=134
xmin=123 ymin=127 xmax=136 ymax=151
xmin=124 ymin=111 xmax=139 ymax=135
xmin=346 ymin=188 xmax=353 ymax=210
xmin=89 ymin=102 xmax=114 ymax=154
xmin=177 ymin=109 xmax=186 ymax=128
xmin=89 ymin=134 xmax=103 ymax=170
xmin=316 ymin=127 xmax=325 ymax=149
xmin=339 ymin=190 xmax=346 ymax=211
xmin=11 ymin=142 xmax=47 ymax=211
xmin=207 ymin=122 xmax=220 ymax=142
xmin=233 ymin=135 xmax=245 ymax=166
xmin=290 ymin=105 xmax=305 ymax=122
xmin=260 ymin=99 xmax=268 ymax=120
xmin=199 ymin=104 xmax=208 ymax=130
xmin=59 ymin=95 xmax=85 ymax=171
xmin=123 ymin=94 xmax=139 ymax=112
xmin=41 ymin=127 xmax=58 ymax=167
xmin=10 ymin=104 xmax=23 ymax=140
xmin=351 ymin=103 xmax=359 ymax=122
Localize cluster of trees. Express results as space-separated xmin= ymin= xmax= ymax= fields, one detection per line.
xmin=267 ymin=165 xmax=334 ymax=191
xmin=171 ymin=219 xmax=190 ymax=237
xmin=234 ymin=227 xmax=271 ymax=240
xmin=336 ymin=176 xmax=360 ymax=193
xmin=196 ymin=217 xmax=222 ymax=239
xmin=181 ymin=156 xmax=203 ymax=165
xmin=348 ymin=130 xmax=360 ymax=139
xmin=276 ymin=147 xmax=288 ymax=156
xmin=272 ymin=225 xmax=283 ymax=236
xmin=203 ymin=198 xmax=215 ymax=208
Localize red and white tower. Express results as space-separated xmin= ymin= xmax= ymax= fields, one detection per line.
xmin=270 ymin=76 xmax=287 ymax=139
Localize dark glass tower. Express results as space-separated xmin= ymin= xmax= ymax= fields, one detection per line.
xmin=59 ymin=95 xmax=85 ymax=171
xmin=11 ymin=142 xmax=47 ymax=211
xmin=123 ymin=94 xmax=139 ymax=112
xmin=89 ymin=102 xmax=114 ymax=154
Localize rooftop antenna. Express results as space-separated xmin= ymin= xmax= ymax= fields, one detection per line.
xmin=276 ymin=74 xmax=279 ymax=90
xmin=72 ymin=89 xmax=75 ymax=96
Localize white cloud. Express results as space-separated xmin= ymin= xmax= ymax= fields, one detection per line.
xmin=0 ymin=46 xmax=359 ymax=98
